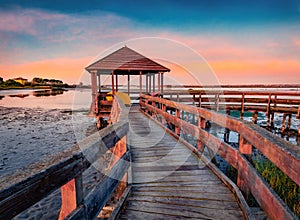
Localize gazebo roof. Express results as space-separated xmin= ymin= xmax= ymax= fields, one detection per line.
xmin=85 ymin=46 xmax=170 ymax=75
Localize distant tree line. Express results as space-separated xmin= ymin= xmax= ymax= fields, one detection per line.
xmin=32 ymin=77 xmax=63 ymax=85
xmin=0 ymin=77 xmax=74 ymax=89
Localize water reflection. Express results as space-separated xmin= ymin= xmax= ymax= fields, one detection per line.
xmin=0 ymin=88 xmax=91 ymax=110
xmin=32 ymin=89 xmax=66 ymax=97
xmin=9 ymin=94 xmax=30 ymax=98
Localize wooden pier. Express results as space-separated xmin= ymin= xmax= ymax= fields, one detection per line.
xmin=119 ymin=109 xmax=245 ymax=219
xmin=1 ymin=47 xmax=299 ymax=219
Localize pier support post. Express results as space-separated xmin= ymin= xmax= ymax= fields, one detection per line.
xmin=240 ymin=93 xmax=245 ymax=119
xmin=198 ymin=93 xmax=202 ymax=108
xmin=224 ymin=109 xmax=231 ymax=143
xmin=281 ymin=113 xmax=287 ymax=133
xmin=287 ymin=114 xmax=292 ymax=131
xmin=252 ymin=111 xmax=258 ymax=124
xmin=237 ymin=136 xmax=252 ymax=200
xmin=271 ymin=113 xmax=275 ymax=128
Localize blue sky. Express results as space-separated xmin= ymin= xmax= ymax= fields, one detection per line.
xmin=0 ymin=0 xmax=300 ymax=84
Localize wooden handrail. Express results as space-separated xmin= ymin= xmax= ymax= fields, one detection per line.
xmin=140 ymin=94 xmax=300 ymax=219
xmin=0 ymin=98 xmax=129 ymax=220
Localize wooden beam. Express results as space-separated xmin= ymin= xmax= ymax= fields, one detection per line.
xmin=139 ymin=71 xmax=142 ymax=96
xmin=97 ymin=72 xmax=101 ymax=93
xmin=158 ymin=72 xmax=161 ymax=92
xmin=116 ymin=74 xmax=118 ymax=92
xmin=90 ymin=71 xmax=97 ymax=115
xmin=112 ymin=71 xmax=115 ymax=94
xmin=153 ymin=73 xmax=155 ymax=92
xmin=127 ymin=74 xmax=130 ymax=95
xmin=161 ymin=73 xmax=164 ymax=95
xmin=146 ymin=74 xmax=149 ymax=93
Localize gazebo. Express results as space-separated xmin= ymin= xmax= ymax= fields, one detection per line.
xmin=85 ymin=46 xmax=170 ymax=125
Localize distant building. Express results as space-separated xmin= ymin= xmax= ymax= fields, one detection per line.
xmin=13 ymin=77 xmax=28 ymax=85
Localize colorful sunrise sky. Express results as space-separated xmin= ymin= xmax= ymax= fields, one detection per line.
xmin=0 ymin=0 xmax=300 ymax=85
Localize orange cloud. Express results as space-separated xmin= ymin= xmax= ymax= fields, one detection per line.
xmin=209 ymin=59 xmax=300 ymax=84
xmin=0 ymin=57 xmax=92 ymax=84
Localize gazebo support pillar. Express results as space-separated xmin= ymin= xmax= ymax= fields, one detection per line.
xmin=128 ymin=74 xmax=130 ymax=95
xmin=146 ymin=74 xmax=149 ymax=93
xmin=153 ymin=74 xmax=155 ymax=92
xmin=116 ymin=74 xmax=118 ymax=92
xmin=149 ymin=74 xmax=152 ymax=93
xmin=158 ymin=73 xmax=161 ymax=92
xmin=112 ymin=71 xmax=115 ymax=94
xmin=139 ymin=71 xmax=142 ymax=96
xmin=161 ymin=73 xmax=164 ymax=96
xmin=97 ymin=72 xmax=101 ymax=93
xmin=90 ymin=70 xmax=97 ymax=115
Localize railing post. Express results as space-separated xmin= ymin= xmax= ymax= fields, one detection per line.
xmin=240 ymin=93 xmax=245 ymax=119
xmin=237 ymin=136 xmax=252 ymax=200
xmin=152 ymin=99 xmax=156 ymax=119
xmin=59 ymin=179 xmax=77 ymax=220
xmin=175 ymin=109 xmax=181 ymax=136
xmin=108 ymin=136 xmax=128 ymax=201
xmin=198 ymin=93 xmax=202 ymax=108
xmin=162 ymin=104 xmax=166 ymax=124
xmin=266 ymin=94 xmax=272 ymax=127
xmin=197 ymin=116 xmax=205 ymax=152
xmin=239 ymin=136 xmax=252 ymax=155
xmin=75 ymin=174 xmax=84 ymax=206
xmin=215 ymin=94 xmax=219 ymax=112
xmin=200 ymin=117 xmax=206 ymax=129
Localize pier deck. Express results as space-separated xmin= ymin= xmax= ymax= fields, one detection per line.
xmin=119 ymin=110 xmax=245 ymax=219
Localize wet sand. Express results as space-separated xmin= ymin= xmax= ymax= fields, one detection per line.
xmin=0 ymin=106 xmax=111 ymax=219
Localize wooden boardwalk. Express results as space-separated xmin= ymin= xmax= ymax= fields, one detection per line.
xmin=119 ymin=110 xmax=245 ymax=219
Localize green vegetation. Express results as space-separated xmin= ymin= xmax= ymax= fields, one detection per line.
xmin=253 ymin=158 xmax=300 ymax=217
xmin=0 ymin=77 xmax=73 ymax=89
xmin=0 ymin=79 xmax=24 ymax=89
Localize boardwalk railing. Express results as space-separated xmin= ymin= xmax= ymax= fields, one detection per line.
xmin=140 ymin=94 xmax=300 ymax=219
xmin=0 ymin=96 xmax=129 ymax=220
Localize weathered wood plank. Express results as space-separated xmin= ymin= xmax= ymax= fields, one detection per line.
xmin=125 ymin=202 xmax=244 ymax=219
xmin=126 ymin=196 xmax=241 ymax=210
xmin=120 ymin=209 xmax=202 ymax=220
xmin=118 ymin=110 xmax=246 ymax=219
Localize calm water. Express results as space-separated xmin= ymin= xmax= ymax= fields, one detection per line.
xmin=0 ymin=88 xmax=92 ymax=110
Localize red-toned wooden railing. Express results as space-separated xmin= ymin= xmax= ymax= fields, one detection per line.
xmin=140 ymin=94 xmax=300 ymax=220
xmin=0 ymin=96 xmax=129 ymax=220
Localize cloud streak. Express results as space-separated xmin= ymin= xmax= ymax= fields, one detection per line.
xmin=0 ymin=7 xmax=300 ymax=84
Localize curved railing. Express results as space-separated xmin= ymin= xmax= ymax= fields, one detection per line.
xmin=0 ymin=96 xmax=129 ymax=220
xmin=140 ymin=94 xmax=300 ymax=220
